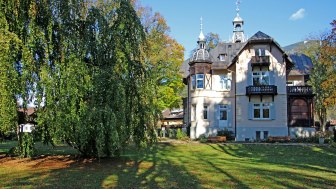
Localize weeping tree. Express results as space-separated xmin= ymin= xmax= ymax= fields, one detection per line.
xmin=0 ymin=0 xmax=158 ymax=158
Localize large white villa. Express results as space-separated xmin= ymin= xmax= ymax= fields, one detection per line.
xmin=181 ymin=5 xmax=314 ymax=141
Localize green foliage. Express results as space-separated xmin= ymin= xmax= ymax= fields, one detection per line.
xmin=136 ymin=5 xmax=185 ymax=111
xmin=168 ymin=129 xmax=176 ymax=138
xmin=198 ymin=134 xmax=208 ymax=143
xmin=301 ymin=20 xmax=336 ymax=131
xmin=176 ymin=128 xmax=188 ymax=140
xmin=8 ymin=133 xmax=36 ymax=157
xmin=290 ymin=136 xmax=319 ymax=143
xmin=0 ymin=13 xmax=23 ymax=136
xmin=19 ymin=133 xmax=35 ymax=157
xmin=0 ymin=0 xmax=167 ymax=158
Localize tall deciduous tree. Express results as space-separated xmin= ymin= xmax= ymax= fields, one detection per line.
xmin=304 ymin=20 xmax=336 ymax=131
xmin=136 ymin=4 xmax=185 ymax=111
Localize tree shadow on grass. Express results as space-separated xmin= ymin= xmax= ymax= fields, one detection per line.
xmin=205 ymin=143 xmax=336 ymax=188
xmin=0 ymin=143 xmax=201 ymax=189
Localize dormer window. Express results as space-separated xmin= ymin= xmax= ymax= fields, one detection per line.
xmin=255 ymin=48 xmax=266 ymax=57
xmin=219 ymin=54 xmax=227 ymax=61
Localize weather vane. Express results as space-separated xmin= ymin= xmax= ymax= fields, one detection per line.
xmin=200 ymin=16 xmax=203 ymax=32
xmin=236 ymin=0 xmax=240 ymax=15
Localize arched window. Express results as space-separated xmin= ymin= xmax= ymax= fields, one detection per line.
xmin=235 ymin=24 xmax=241 ymax=31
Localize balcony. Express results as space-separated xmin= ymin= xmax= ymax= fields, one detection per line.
xmin=246 ymin=85 xmax=278 ymax=95
xmin=251 ymin=56 xmax=270 ymax=67
xmin=287 ymin=86 xmax=314 ymax=96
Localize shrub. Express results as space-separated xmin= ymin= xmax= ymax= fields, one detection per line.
xmin=199 ymin=134 xmax=208 ymax=143
xmin=176 ymin=129 xmax=188 ymax=140
xmin=217 ymin=129 xmax=235 ymax=140
xmin=291 ymin=136 xmax=319 ymax=143
xmin=168 ymin=129 xmax=176 ymax=139
xmin=331 ymin=142 xmax=336 ymax=148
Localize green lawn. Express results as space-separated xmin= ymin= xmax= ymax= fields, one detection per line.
xmin=0 ymin=141 xmax=335 ymax=188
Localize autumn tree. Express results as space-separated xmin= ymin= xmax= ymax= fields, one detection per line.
xmin=205 ymin=32 xmax=221 ymax=50
xmin=304 ymin=20 xmax=336 ymax=131
xmin=190 ymin=32 xmax=220 ymax=57
xmin=136 ymin=4 xmax=185 ymax=111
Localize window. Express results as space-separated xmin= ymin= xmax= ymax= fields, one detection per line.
xmin=219 ymin=105 xmax=228 ymax=120
xmin=235 ymin=24 xmax=241 ymax=31
xmin=219 ymin=75 xmax=231 ymax=90
xmin=203 ymin=105 xmax=208 ymax=120
xmin=219 ymin=54 xmax=227 ymax=61
xmin=252 ymin=71 xmax=269 ymax=85
xmin=255 ymin=48 xmax=266 ymax=56
xmin=191 ymin=75 xmax=196 ymax=89
xmin=253 ymin=103 xmax=271 ymax=119
xmin=196 ymin=74 xmax=204 ymax=89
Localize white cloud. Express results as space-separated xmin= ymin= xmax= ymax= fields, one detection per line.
xmin=290 ymin=8 xmax=305 ymax=20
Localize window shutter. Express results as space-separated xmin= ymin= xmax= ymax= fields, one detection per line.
xmin=228 ymin=72 xmax=232 ymax=90
xmin=228 ymin=105 xmax=233 ymax=127
xmin=269 ymin=71 xmax=275 ymax=85
xmin=270 ymin=103 xmax=276 ymax=120
xmin=255 ymin=49 xmax=259 ymax=56
xmin=248 ymin=103 xmax=253 ymax=120
xmin=216 ymin=105 xmax=220 ymax=120
xmin=247 ymin=73 xmax=252 ymax=86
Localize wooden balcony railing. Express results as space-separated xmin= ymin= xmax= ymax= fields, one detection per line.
xmin=251 ymin=56 xmax=270 ymax=67
xmin=287 ymin=86 xmax=313 ymax=96
xmin=246 ymin=85 xmax=278 ymax=95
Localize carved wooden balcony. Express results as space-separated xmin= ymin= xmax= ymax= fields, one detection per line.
xmin=251 ymin=56 xmax=270 ymax=67
xmin=287 ymin=86 xmax=314 ymax=96
xmin=246 ymin=85 xmax=278 ymax=95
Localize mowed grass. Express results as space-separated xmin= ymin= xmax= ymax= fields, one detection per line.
xmin=0 ymin=141 xmax=336 ymax=189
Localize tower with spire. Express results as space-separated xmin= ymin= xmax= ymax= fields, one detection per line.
xmin=191 ymin=17 xmax=210 ymax=62
xmin=232 ymin=0 xmax=245 ymax=43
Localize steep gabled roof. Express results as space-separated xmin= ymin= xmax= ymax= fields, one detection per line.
xmin=249 ymin=31 xmax=273 ymax=41
xmin=209 ymin=42 xmax=245 ymax=65
xmin=229 ymin=31 xmax=294 ymax=69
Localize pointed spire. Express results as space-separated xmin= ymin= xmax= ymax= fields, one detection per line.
xmin=236 ymin=0 xmax=240 ymax=16
xmin=198 ymin=17 xmax=205 ymax=41
xmin=232 ymin=0 xmax=245 ymax=43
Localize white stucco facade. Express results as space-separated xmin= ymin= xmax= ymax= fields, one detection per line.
xmin=186 ymin=30 xmax=294 ymax=141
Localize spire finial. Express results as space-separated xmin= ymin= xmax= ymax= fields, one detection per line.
xmin=236 ymin=0 xmax=240 ymax=16
xmin=198 ymin=16 xmax=205 ymax=41
xmin=200 ymin=17 xmax=203 ymax=32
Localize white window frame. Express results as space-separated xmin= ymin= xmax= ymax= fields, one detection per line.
xmin=203 ymin=105 xmax=208 ymax=120
xmin=219 ymin=54 xmax=227 ymax=61
xmin=196 ymin=74 xmax=204 ymax=89
xmin=253 ymin=103 xmax=271 ymax=120
xmin=191 ymin=75 xmax=196 ymax=90
xmin=219 ymin=74 xmax=231 ymax=90
xmin=252 ymin=71 xmax=269 ymax=86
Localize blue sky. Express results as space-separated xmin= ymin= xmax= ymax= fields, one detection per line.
xmin=140 ymin=0 xmax=335 ymax=59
